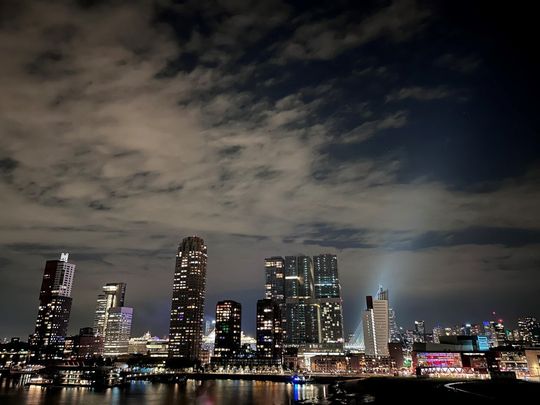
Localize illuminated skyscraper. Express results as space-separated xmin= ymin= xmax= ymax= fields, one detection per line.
xmin=363 ymin=286 xmax=389 ymax=357
xmin=264 ymin=257 xmax=287 ymax=340
xmin=414 ymin=320 xmax=426 ymax=343
xmin=313 ymin=254 xmax=344 ymax=348
xmin=265 ymin=257 xmax=285 ymax=302
xmin=92 ymin=283 xmax=132 ymax=357
xmin=518 ymin=317 xmax=540 ymax=345
xmin=169 ymin=236 xmax=207 ymax=361
xmin=256 ymin=299 xmax=283 ymax=362
xmin=103 ymin=307 xmax=133 ymax=357
xmin=284 ymin=255 xmax=320 ymax=345
xmin=30 ymin=253 xmax=75 ymax=361
xmin=213 ymin=300 xmax=241 ymax=359
xmin=389 ymin=308 xmax=401 ymax=343
xmin=93 ymin=283 xmax=126 ymax=337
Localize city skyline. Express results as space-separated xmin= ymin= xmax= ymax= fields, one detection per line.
xmin=1 ymin=0 xmax=540 ymax=342
xmin=8 ymin=248 xmax=539 ymax=344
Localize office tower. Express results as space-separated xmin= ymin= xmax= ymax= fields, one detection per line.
xmin=362 ymin=287 xmax=389 ymax=357
xmin=490 ymin=319 xmax=507 ymax=347
xmin=470 ymin=323 xmax=482 ymax=336
xmin=213 ymin=300 xmax=242 ymax=359
xmin=256 ymin=299 xmax=283 ymax=362
xmin=93 ymin=283 xmax=133 ymax=357
xmin=169 ymin=236 xmax=207 ymax=361
xmin=432 ymin=325 xmax=443 ymax=343
xmin=389 ymin=308 xmax=400 ymax=343
xmin=414 ymin=320 xmax=426 ymax=342
xmin=93 ymin=283 xmax=129 ymax=355
xmin=518 ymin=317 xmax=540 ymax=345
xmin=265 ymin=257 xmax=285 ymax=301
xmin=313 ymin=254 xmax=344 ymax=348
xmin=264 ymin=257 xmax=287 ymax=342
xmin=30 ymin=253 xmax=75 ymax=360
xmin=284 ymin=255 xmax=320 ymax=345
xmin=93 ymin=283 xmax=126 ymax=337
xmin=103 ymin=307 xmax=133 ymax=356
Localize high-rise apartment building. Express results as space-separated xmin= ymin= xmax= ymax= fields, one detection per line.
xmin=363 ymin=286 xmax=390 ymax=357
xmin=284 ymin=255 xmax=320 ymax=345
xmin=169 ymin=236 xmax=207 ymax=361
xmin=30 ymin=253 xmax=75 ymax=361
xmin=313 ymin=254 xmax=344 ymax=348
xmin=518 ymin=317 xmax=540 ymax=345
xmin=264 ymin=257 xmax=287 ymax=342
xmin=414 ymin=320 xmax=426 ymax=343
xmin=265 ymin=257 xmax=285 ymax=302
xmin=213 ymin=300 xmax=241 ymax=359
xmin=389 ymin=308 xmax=400 ymax=343
xmin=263 ymin=254 xmax=345 ymax=348
xmin=256 ymin=299 xmax=283 ymax=362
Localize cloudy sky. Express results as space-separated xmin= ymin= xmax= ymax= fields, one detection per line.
xmin=1 ymin=0 xmax=539 ymax=339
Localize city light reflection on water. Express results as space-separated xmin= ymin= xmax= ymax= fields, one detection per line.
xmin=0 ymin=380 xmax=329 ymax=404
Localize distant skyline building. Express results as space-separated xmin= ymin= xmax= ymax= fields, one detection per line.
xmin=169 ymin=236 xmax=207 ymax=362
xmin=93 ymin=282 xmax=131 ymax=356
xmin=363 ymin=286 xmax=390 ymax=357
xmin=256 ymin=299 xmax=283 ymax=362
xmin=284 ymin=255 xmax=320 ymax=345
xmin=30 ymin=253 xmax=75 ymax=360
xmin=265 ymin=257 xmax=285 ymax=302
xmin=93 ymin=283 xmax=126 ymax=337
xmin=389 ymin=308 xmax=400 ymax=343
xmin=313 ymin=254 xmax=344 ymax=348
xmin=103 ymin=307 xmax=133 ymax=357
xmin=213 ymin=300 xmax=242 ymax=359
xmin=432 ymin=325 xmax=443 ymax=343
xmin=263 ymin=254 xmax=345 ymax=348
xmin=414 ymin=320 xmax=426 ymax=343
xmin=264 ymin=256 xmax=287 ymax=342
xmin=518 ymin=317 xmax=540 ymax=345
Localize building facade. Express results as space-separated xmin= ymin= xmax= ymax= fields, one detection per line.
xmin=284 ymin=255 xmax=320 ymax=345
xmin=103 ymin=307 xmax=133 ymax=357
xmin=213 ymin=300 xmax=242 ymax=359
xmin=93 ymin=283 xmax=126 ymax=337
xmin=518 ymin=317 xmax=540 ymax=345
xmin=30 ymin=253 xmax=75 ymax=361
xmin=256 ymin=299 xmax=283 ymax=362
xmin=93 ymin=282 xmax=132 ymax=357
xmin=363 ymin=287 xmax=390 ymax=357
xmin=313 ymin=254 xmax=344 ymax=349
xmin=169 ymin=236 xmax=207 ymax=362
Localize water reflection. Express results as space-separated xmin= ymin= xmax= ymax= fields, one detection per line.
xmin=0 ymin=380 xmax=328 ymax=405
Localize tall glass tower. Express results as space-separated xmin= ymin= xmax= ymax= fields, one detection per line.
xmin=93 ymin=282 xmax=126 ymax=337
xmin=93 ymin=282 xmax=132 ymax=357
xmin=30 ymin=253 xmax=75 ymax=361
xmin=313 ymin=254 xmax=344 ymax=349
xmin=169 ymin=236 xmax=207 ymax=362
xmin=284 ymin=255 xmax=320 ymax=345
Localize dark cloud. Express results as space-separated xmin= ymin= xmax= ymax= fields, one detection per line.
xmin=410 ymin=227 xmax=540 ymax=250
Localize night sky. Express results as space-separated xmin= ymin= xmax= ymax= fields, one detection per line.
xmin=1 ymin=0 xmax=539 ymax=340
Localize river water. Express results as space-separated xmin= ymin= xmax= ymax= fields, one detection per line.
xmin=0 ymin=379 xmax=329 ymax=404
